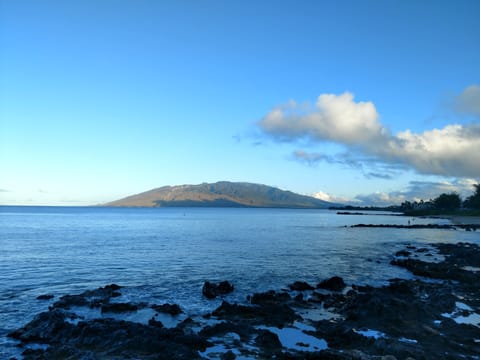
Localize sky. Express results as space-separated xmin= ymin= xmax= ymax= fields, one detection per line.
xmin=1 ymin=0 xmax=479 ymax=206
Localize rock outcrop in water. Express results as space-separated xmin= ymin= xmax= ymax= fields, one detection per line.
xmin=316 ymin=276 xmax=346 ymax=291
xmin=9 ymin=243 xmax=480 ymax=359
xmin=202 ymin=280 xmax=235 ymax=299
xmin=351 ymin=223 xmax=479 ymax=230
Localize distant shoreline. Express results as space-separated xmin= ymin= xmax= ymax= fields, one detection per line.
xmin=438 ymin=215 xmax=480 ymax=225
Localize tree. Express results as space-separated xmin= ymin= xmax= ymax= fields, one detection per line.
xmin=401 ymin=201 xmax=413 ymax=211
xmin=433 ymin=192 xmax=461 ymax=211
xmin=464 ymin=184 xmax=480 ymax=210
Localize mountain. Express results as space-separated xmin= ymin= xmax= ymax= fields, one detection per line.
xmin=104 ymin=181 xmax=337 ymax=208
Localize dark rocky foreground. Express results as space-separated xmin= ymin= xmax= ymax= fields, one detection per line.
xmin=9 ymin=243 xmax=480 ymax=360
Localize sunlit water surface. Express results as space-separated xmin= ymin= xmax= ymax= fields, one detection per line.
xmin=1 ymin=206 xmax=479 ymax=358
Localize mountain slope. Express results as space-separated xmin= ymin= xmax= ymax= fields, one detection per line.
xmin=104 ymin=181 xmax=336 ymax=208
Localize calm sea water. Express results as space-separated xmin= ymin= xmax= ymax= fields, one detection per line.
xmin=1 ymin=206 xmax=479 ymax=358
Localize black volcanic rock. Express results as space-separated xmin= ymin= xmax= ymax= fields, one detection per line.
xmin=317 ymin=276 xmax=346 ymax=291
xmin=249 ymin=290 xmax=291 ymax=305
xmin=351 ymin=223 xmax=480 ymax=230
xmin=255 ymin=329 xmax=282 ymax=350
xmin=211 ymin=300 xmax=299 ymax=327
xmin=8 ymin=309 xmax=73 ymax=342
xmin=395 ymin=250 xmax=411 ymax=257
xmin=151 ymin=303 xmax=182 ymax=316
xmin=52 ymin=284 xmax=122 ymax=309
xmin=288 ymin=281 xmax=315 ymax=291
xmin=202 ymin=281 xmax=234 ymax=299
xmin=101 ymin=302 xmax=139 ymax=313
xmin=10 ymin=311 xmax=207 ymax=359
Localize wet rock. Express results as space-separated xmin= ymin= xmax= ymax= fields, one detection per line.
xmin=212 ymin=301 xmax=299 ymax=327
xmin=323 ymin=293 xmax=347 ymax=308
xmin=8 ymin=309 xmax=74 ymax=342
xmin=12 ymin=314 xmax=206 ymax=359
xmin=221 ymin=350 xmax=236 ymax=360
xmin=101 ymin=302 xmax=138 ymax=313
xmin=255 ymin=329 xmax=282 ymax=350
xmin=317 ymin=276 xmax=346 ymax=291
xmin=391 ymin=257 xmax=479 ymax=284
xmin=52 ymin=284 xmax=123 ymax=309
xmin=351 ymin=284 xmax=374 ymax=292
xmin=395 ymin=250 xmax=411 ymax=257
xmin=202 ymin=282 xmax=216 ymax=299
xmin=21 ymin=348 xmax=49 ymax=359
xmin=249 ymin=290 xmax=291 ymax=305
xmin=203 ymin=281 xmax=234 ymax=299
xmin=52 ymin=294 xmax=89 ymax=309
xmin=294 ymin=293 xmax=304 ymax=302
xmin=104 ymin=283 xmax=122 ymax=291
xmin=308 ymin=291 xmax=328 ymax=303
xmin=148 ymin=317 xmax=164 ymax=328
xmin=199 ymin=321 xmax=253 ymax=341
xmin=352 ymin=223 xmax=455 ymax=229
xmin=352 ymin=223 xmax=480 ymax=231
xmin=36 ymin=294 xmax=54 ymax=300
xmin=288 ymin=281 xmax=315 ymax=291
xmin=151 ymin=303 xmax=182 ymax=316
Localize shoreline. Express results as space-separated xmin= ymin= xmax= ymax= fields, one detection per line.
xmin=351 ymin=222 xmax=479 ymax=230
xmin=9 ymin=242 xmax=480 ymax=360
xmin=441 ymin=215 xmax=480 ymax=225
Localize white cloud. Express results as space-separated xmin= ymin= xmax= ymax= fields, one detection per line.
xmin=454 ymin=84 xmax=480 ymax=116
xmin=312 ymin=190 xmax=354 ymax=204
xmin=354 ymin=192 xmax=407 ymax=207
xmin=379 ymin=124 xmax=480 ymax=178
xmin=312 ymin=191 xmax=332 ymax=202
xmin=399 ymin=179 xmax=478 ymax=201
xmin=258 ymin=88 xmax=480 ymax=178
xmin=352 ymin=178 xmax=479 ymax=206
xmin=259 ymin=92 xmax=384 ymax=145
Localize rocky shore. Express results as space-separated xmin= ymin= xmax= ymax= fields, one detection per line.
xmin=8 ymin=242 xmax=480 ymax=360
xmin=351 ymin=223 xmax=479 ymax=231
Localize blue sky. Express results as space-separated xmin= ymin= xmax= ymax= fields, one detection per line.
xmin=1 ymin=0 xmax=479 ymax=206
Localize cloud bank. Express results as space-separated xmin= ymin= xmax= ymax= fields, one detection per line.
xmin=355 ymin=178 xmax=479 ymax=206
xmin=258 ymin=88 xmax=480 ymax=178
xmin=314 ymin=178 xmax=478 ymax=207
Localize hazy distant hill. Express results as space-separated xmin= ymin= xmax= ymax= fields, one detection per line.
xmin=105 ymin=181 xmax=336 ymax=208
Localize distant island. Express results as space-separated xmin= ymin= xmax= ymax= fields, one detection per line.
xmin=104 ymin=181 xmax=339 ymax=209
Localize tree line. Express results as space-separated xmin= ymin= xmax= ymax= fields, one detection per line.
xmin=401 ymin=183 xmax=480 ymax=212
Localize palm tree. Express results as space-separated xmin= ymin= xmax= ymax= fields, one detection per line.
xmin=464 ymin=184 xmax=480 ymax=210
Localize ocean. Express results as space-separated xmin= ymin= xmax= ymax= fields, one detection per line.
xmin=1 ymin=206 xmax=479 ymax=358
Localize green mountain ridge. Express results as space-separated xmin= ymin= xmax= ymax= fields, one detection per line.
xmin=105 ymin=181 xmax=336 ymax=208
